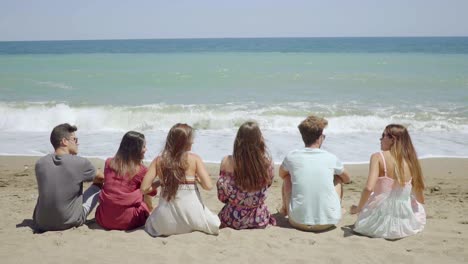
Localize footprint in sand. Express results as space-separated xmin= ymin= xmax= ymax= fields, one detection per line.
xmin=289 ymin=237 xmax=316 ymax=245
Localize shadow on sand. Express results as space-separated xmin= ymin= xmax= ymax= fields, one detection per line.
xmin=16 ymin=219 xmax=44 ymax=234
xmin=272 ymin=213 xmax=338 ymax=233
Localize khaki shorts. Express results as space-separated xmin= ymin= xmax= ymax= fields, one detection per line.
xmin=289 ymin=218 xmax=335 ymax=232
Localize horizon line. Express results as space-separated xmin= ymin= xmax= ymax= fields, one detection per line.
xmin=1 ymin=35 xmax=468 ymax=43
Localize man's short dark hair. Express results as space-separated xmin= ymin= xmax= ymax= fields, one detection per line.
xmin=298 ymin=115 xmax=328 ymax=146
xmin=50 ymin=123 xmax=77 ymax=149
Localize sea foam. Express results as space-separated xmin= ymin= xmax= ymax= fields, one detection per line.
xmin=0 ymin=102 xmax=466 ymax=133
xmin=1 ymin=101 xmax=466 ymax=162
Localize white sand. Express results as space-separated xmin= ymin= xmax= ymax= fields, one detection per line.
xmin=0 ymin=156 xmax=467 ymax=263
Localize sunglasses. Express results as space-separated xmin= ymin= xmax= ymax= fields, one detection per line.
xmin=381 ymin=133 xmax=392 ymax=139
xmin=68 ymin=137 xmax=79 ymax=144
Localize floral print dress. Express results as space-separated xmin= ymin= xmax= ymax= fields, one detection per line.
xmin=217 ymin=167 xmax=276 ymax=229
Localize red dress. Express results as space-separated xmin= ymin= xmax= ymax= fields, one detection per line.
xmin=96 ymin=158 xmax=153 ymax=230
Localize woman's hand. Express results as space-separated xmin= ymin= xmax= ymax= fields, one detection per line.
xmin=141 ymin=158 xmax=158 ymax=194
xmin=195 ymin=175 xmax=202 ymax=184
xmin=151 ymin=180 xmax=161 ymax=189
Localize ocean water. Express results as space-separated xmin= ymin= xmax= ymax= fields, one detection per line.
xmin=0 ymin=37 xmax=467 ymax=163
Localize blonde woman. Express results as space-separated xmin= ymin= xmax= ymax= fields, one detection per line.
xmin=350 ymin=124 xmax=426 ymax=239
xmin=141 ymin=123 xmax=220 ymax=237
xmin=217 ymin=121 xmax=275 ymax=229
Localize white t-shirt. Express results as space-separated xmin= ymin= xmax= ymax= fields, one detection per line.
xmin=281 ymin=148 xmax=344 ymax=225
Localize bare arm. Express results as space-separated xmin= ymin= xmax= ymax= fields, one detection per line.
xmin=279 ymin=165 xmax=290 ymax=180
xmin=217 ymin=156 xmax=230 ymax=203
xmin=279 ymin=165 xmax=292 ymax=215
xmin=194 ymin=154 xmax=213 ymax=190
xmin=413 ymin=187 xmax=425 ymax=204
xmin=350 ymin=153 xmax=380 ymax=214
xmin=93 ymin=169 xmax=105 ymax=185
xmin=336 ymin=169 xmax=351 ymax=184
xmin=140 ymin=158 xmax=158 ymax=194
xmin=219 ymin=155 xmax=230 ymax=173
xmin=144 ymin=195 xmax=154 ymax=212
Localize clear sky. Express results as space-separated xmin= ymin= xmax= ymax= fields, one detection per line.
xmin=0 ymin=0 xmax=467 ymax=41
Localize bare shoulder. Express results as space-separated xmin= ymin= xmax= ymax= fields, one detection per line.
xmin=368 ymin=152 xmax=381 ymax=165
xmin=187 ymin=153 xmax=205 ymax=170
xmin=370 ymin=152 xmax=381 ymax=160
xmin=188 ymin=152 xmax=201 ymax=161
xmin=154 ymin=156 xmax=162 ymax=166
xmin=220 ymin=155 xmax=234 ymax=171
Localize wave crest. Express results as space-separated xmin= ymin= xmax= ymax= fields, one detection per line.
xmin=0 ymin=102 xmax=466 ymax=133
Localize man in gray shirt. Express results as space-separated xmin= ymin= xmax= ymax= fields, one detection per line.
xmin=33 ymin=123 xmax=104 ymax=231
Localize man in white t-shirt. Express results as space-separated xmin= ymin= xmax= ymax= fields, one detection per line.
xmin=280 ymin=115 xmax=351 ymax=231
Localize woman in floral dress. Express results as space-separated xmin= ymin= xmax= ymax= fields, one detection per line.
xmin=217 ymin=121 xmax=276 ymax=229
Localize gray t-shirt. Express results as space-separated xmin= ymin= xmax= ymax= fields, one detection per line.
xmin=33 ymin=154 xmax=96 ymax=231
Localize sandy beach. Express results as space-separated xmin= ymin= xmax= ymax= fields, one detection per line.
xmin=0 ymin=155 xmax=467 ymax=264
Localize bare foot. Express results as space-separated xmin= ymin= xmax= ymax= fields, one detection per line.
xmin=349 ymin=205 xmax=360 ymax=215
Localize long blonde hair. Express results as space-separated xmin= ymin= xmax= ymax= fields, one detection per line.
xmin=233 ymin=121 xmax=272 ymax=192
xmin=385 ymin=124 xmax=424 ymax=192
xmin=159 ymin=123 xmax=193 ymax=201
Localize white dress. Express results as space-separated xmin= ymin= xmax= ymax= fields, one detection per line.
xmin=353 ymin=152 xmax=426 ymax=239
xmin=145 ymin=176 xmax=220 ymax=237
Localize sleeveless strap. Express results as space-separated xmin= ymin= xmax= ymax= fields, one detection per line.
xmin=181 ymin=175 xmax=196 ymax=184
xmin=379 ymin=152 xmax=388 ymax=177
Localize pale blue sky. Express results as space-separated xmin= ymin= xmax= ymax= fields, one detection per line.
xmin=0 ymin=0 xmax=467 ymax=41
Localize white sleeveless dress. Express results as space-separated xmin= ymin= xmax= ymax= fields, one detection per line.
xmin=353 ymin=152 xmax=426 ymax=239
xmin=145 ymin=176 xmax=220 ymax=237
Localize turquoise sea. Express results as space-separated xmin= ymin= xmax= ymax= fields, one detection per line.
xmin=0 ymin=37 xmax=467 ymax=163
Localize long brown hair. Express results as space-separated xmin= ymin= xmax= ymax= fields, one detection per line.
xmin=159 ymin=123 xmax=193 ymax=201
xmin=233 ymin=121 xmax=272 ymax=192
xmin=385 ymin=124 xmax=424 ymax=192
xmin=110 ymin=131 xmax=145 ymax=177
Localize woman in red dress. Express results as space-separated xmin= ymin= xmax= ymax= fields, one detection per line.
xmin=96 ymin=131 xmax=158 ymax=230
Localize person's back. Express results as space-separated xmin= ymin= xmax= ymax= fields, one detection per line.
xmin=144 ymin=152 xmax=220 ymax=236
xmin=33 ymin=123 xmax=102 ymax=232
xmin=283 ymin=148 xmax=344 ymax=226
xmin=353 ymin=151 xmax=425 ymax=239
xmin=96 ymin=159 xmax=150 ymax=230
xmin=34 ymin=154 xmax=96 ymax=231
xmin=280 ymin=115 xmax=350 ymax=231
xmin=351 ymin=124 xmax=426 ymax=239
xmin=217 ymin=157 xmax=275 ymax=229
xmin=217 ymin=121 xmax=276 ymax=229
xmin=95 ymin=131 xmax=154 ymax=230
xmin=142 ymin=123 xmax=220 ymax=237
xmin=372 ymin=151 xmax=412 ymax=196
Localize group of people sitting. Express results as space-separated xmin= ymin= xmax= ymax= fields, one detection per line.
xmin=32 ymin=115 xmax=426 ymax=239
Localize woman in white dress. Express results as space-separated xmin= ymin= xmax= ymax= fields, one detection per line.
xmin=141 ymin=123 xmax=220 ymax=237
xmin=350 ymin=124 xmax=426 ymax=239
